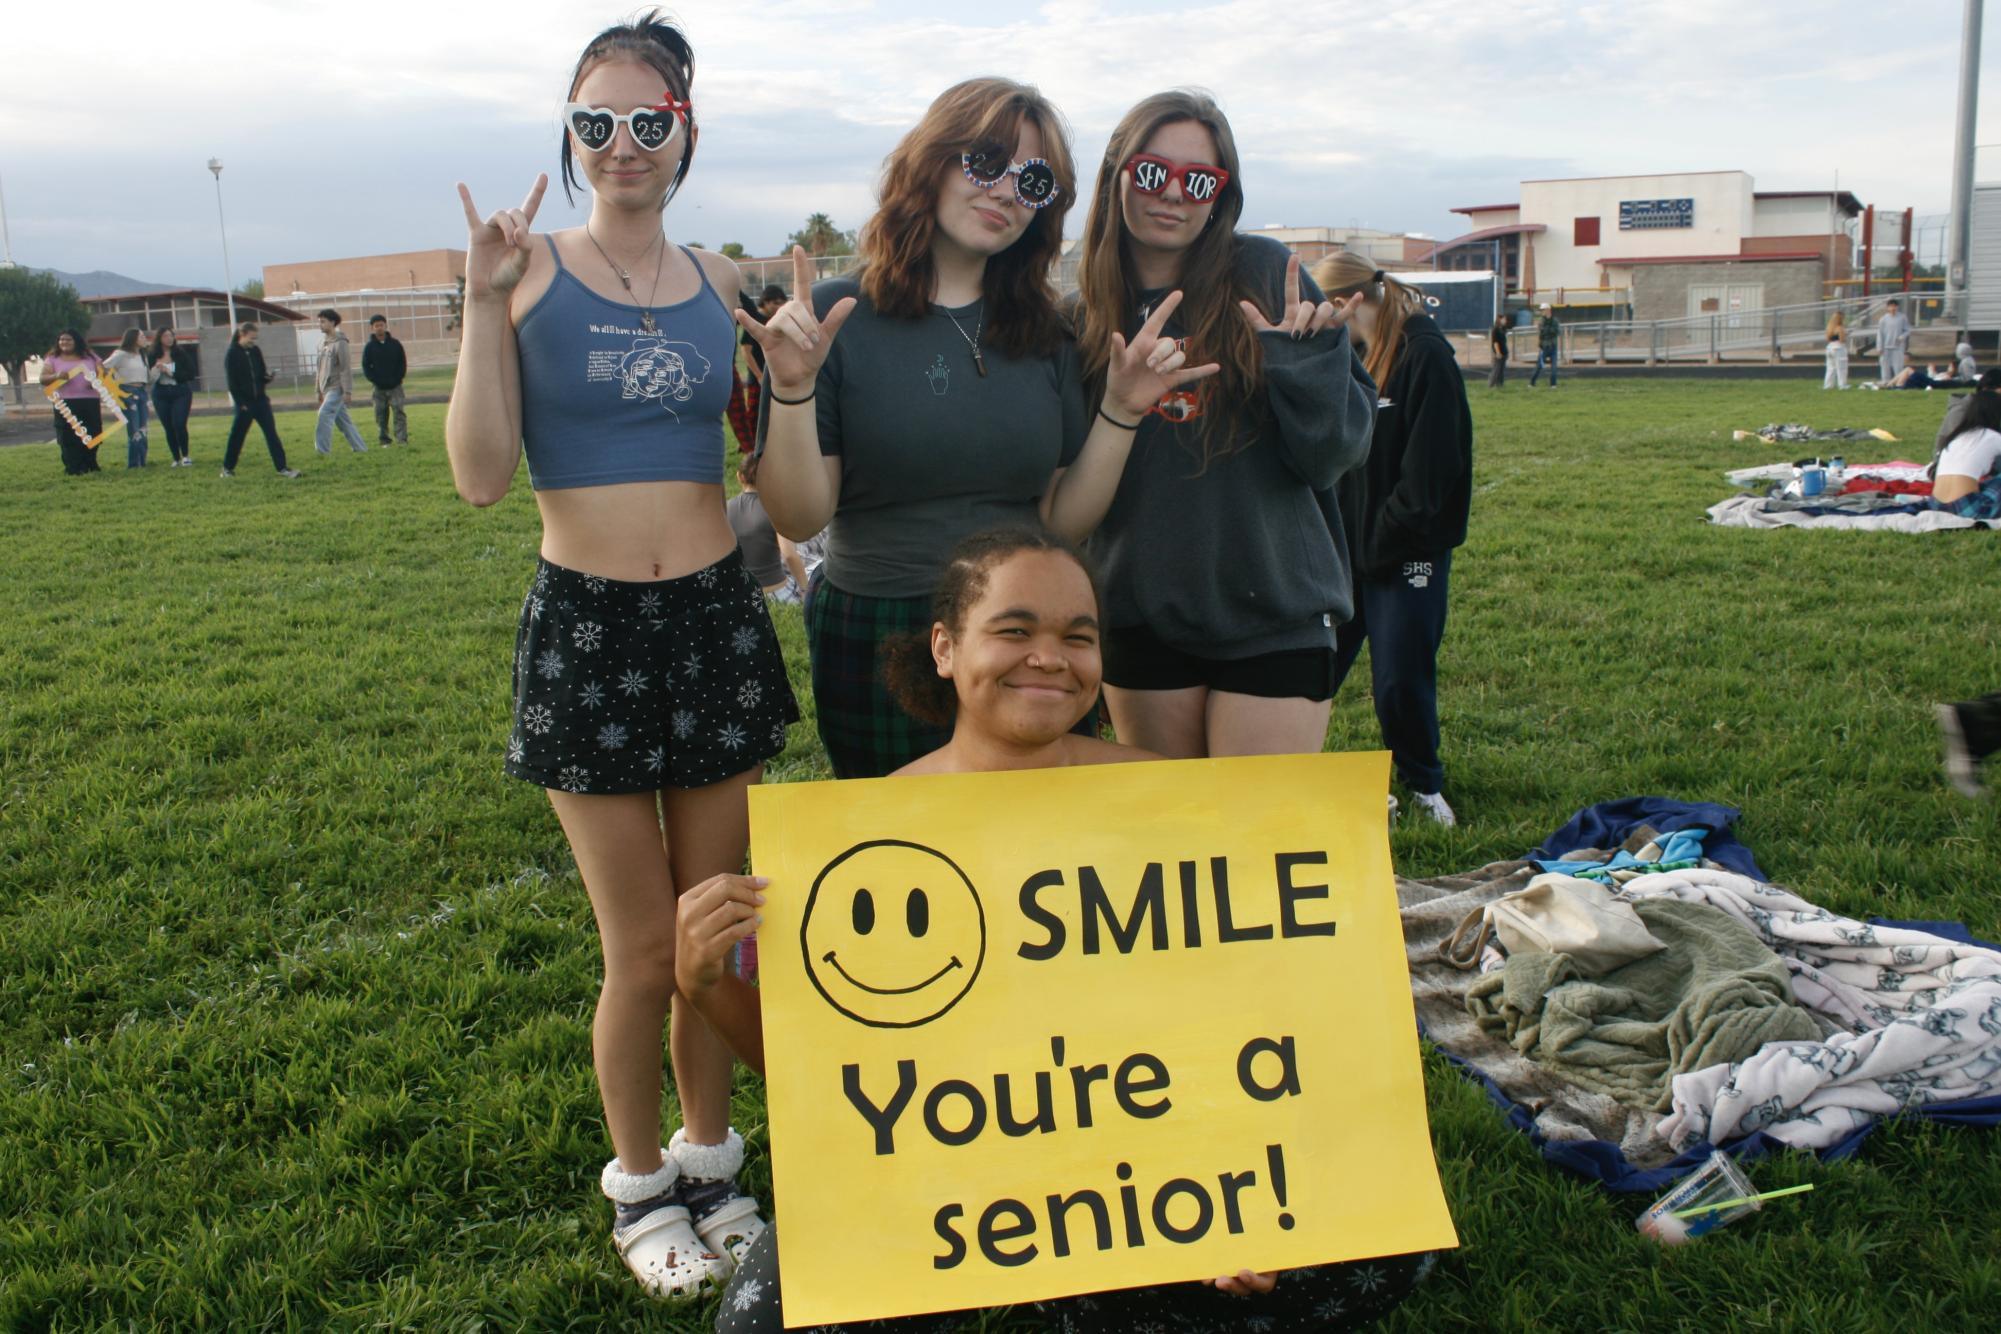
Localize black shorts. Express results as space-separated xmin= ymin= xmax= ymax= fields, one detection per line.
xmin=505 ymin=550 xmax=800 ymax=793
xmin=1101 ymin=622 xmax=1337 ymax=701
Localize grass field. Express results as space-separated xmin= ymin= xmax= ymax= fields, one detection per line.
xmin=2 ymin=377 xmax=1997 ymax=1332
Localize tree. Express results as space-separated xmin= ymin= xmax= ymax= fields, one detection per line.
xmin=787 ymin=213 xmax=855 ymax=258
xmin=0 ymin=268 xmax=91 ymax=407
xmin=720 ymin=241 xmax=746 ymax=260
xmin=236 ymin=278 xmax=265 ymax=300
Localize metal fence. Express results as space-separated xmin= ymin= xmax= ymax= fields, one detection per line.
xmin=732 ymin=250 xmax=1085 ymax=297
xmin=1504 ymin=290 xmax=1968 ymax=368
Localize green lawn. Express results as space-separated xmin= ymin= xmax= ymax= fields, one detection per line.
xmin=2 ymin=378 xmax=1998 ymax=1331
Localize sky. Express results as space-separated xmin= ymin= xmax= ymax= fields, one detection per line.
xmin=3 ymin=0 xmax=1997 ymax=288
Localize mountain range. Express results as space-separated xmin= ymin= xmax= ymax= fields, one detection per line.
xmin=32 ymin=268 xmax=186 ymax=298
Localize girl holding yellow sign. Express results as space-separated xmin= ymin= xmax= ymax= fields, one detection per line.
xmin=39 ymin=329 xmax=105 ymax=475
xmin=679 ymin=529 xmax=1429 ymax=1332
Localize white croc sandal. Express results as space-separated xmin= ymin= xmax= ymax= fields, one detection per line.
xmin=614 ymin=1203 xmax=723 ymax=1298
xmin=692 ymin=1191 xmax=766 ymax=1270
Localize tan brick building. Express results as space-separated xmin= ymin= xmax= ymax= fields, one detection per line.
xmin=263 ymin=249 xmax=466 ymax=367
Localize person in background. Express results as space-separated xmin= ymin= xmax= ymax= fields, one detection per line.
xmin=1956 ymin=329 xmax=1977 ymax=382
xmin=1928 ymin=366 xmax=2001 ymax=481
xmin=1487 ymin=312 xmax=1509 ymax=389
xmin=1314 ymin=256 xmax=1473 ymax=827
xmin=1825 ymin=308 xmax=1847 ymax=344
xmin=1939 ymin=691 xmax=2001 ymax=799
xmin=222 ymin=322 xmax=301 ymax=479
xmin=147 ymin=329 xmax=194 ymax=466
xmin=103 ymin=328 xmax=151 ymax=467
xmin=1874 ymin=298 xmax=1910 ymax=383
xmin=725 ymin=286 xmax=781 ymax=453
xmin=361 ymin=314 xmax=409 ymax=446
xmin=726 ymin=452 xmax=810 ymax=603
xmin=685 ymin=527 xmax=1433 ymax=1333
xmin=39 ymin=328 xmax=104 ymax=475
xmin=1824 ymin=329 xmax=1849 ymax=390
xmin=1929 ymin=384 xmax=2001 ymax=505
xmin=314 ymin=309 xmax=370 ymax=456
xmin=1528 ymin=301 xmax=1559 ymax=386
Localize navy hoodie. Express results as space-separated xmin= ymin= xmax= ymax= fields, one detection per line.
xmin=1338 ymin=312 xmax=1472 ymax=580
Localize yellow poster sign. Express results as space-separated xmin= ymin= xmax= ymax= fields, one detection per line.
xmin=748 ymin=751 xmax=1457 ymax=1327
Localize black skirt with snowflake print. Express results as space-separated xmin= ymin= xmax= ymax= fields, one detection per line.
xmin=506 ymin=550 xmax=800 ymax=793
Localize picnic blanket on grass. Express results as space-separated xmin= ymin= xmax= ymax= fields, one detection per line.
xmin=1707 ymin=493 xmax=1998 ymax=532
xmin=1399 ymin=862 xmax=2001 ymax=1191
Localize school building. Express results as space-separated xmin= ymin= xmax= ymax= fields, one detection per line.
xmin=262 ymin=249 xmax=465 ymax=367
xmin=1426 ymin=172 xmax=1878 ymax=323
xmin=79 ymin=288 xmax=309 ymax=392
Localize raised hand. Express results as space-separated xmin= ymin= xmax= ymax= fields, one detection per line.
xmin=1240 ymin=253 xmax=1363 ymax=340
xmin=733 ymin=245 xmax=857 ymax=399
xmin=1210 ymin=1269 xmax=1279 ymax=1297
xmin=457 ymin=174 xmax=548 ymax=302
xmin=1103 ymin=289 xmax=1220 ymax=422
xmin=674 ymin=873 xmax=767 ymax=999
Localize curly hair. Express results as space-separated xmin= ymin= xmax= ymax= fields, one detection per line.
xmin=879 ymin=527 xmax=1099 ymax=728
xmin=857 ymin=78 xmax=1075 ymax=361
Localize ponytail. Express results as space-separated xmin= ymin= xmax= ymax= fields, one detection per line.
xmin=1310 ymin=251 xmax=1426 ymax=386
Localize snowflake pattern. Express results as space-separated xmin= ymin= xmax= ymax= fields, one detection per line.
xmin=770 ymin=722 xmax=789 ymax=747
xmin=598 ymin=723 xmax=629 ymax=751
xmin=506 ymin=734 xmax=526 ymax=763
xmin=731 ymin=624 xmax=761 ymax=656
xmin=572 ymin=621 xmax=604 ymax=652
xmin=696 ymin=564 xmax=718 ymax=589
xmin=730 ymin=1278 xmax=764 ymax=1312
xmin=534 ymin=566 xmax=549 ymax=593
xmin=579 ymin=681 xmax=607 ymax=710
xmin=681 ymin=652 xmax=704 ymax=680
xmin=558 ymin=764 xmax=590 ymax=793
xmin=737 ymin=679 xmax=763 ymax=709
xmin=718 ymin=721 xmax=748 ymax=750
xmin=1346 ymin=1262 xmax=1387 ymax=1293
xmin=618 ymin=669 xmax=650 ymax=697
xmin=583 ymin=574 xmax=608 ymax=596
xmin=672 ymin=710 xmax=699 ymax=739
xmin=521 ymin=704 xmax=554 ymax=735
xmin=527 ymin=594 xmax=544 ymax=620
xmin=535 ymin=648 xmax=565 ymax=680
xmin=638 ymin=590 xmax=662 ymax=616
xmin=644 ymin=746 xmax=666 ymax=773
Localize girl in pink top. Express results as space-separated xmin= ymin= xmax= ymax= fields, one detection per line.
xmin=39 ymin=329 xmax=105 ymax=475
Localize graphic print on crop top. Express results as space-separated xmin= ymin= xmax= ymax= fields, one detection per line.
xmin=583 ymin=322 xmax=714 ymax=419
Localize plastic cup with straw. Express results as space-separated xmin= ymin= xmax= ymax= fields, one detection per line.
xmin=1636 ymin=1151 xmax=1817 ymax=1245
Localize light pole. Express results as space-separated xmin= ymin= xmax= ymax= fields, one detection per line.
xmin=1946 ymin=0 xmax=1982 ymax=318
xmin=0 ymin=169 xmax=15 ymax=267
xmin=208 ymin=158 xmax=238 ymax=330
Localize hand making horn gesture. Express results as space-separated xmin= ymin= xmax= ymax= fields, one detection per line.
xmin=1103 ymin=289 xmax=1221 ymax=423
xmin=1241 ymin=253 xmax=1363 ymax=340
xmin=456 ymin=173 xmax=548 ymax=302
xmin=735 ymin=245 xmax=858 ymax=400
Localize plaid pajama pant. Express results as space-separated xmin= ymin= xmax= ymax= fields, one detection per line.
xmin=805 ymin=574 xmax=950 ymax=779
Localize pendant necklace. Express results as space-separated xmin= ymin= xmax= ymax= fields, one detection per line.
xmin=586 ymin=226 xmax=667 ymax=333
xmin=941 ymin=303 xmax=987 ymax=376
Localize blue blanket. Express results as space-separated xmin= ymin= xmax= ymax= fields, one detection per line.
xmin=1530 ymin=797 xmax=1767 ymax=881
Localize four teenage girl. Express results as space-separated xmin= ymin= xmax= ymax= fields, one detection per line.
xmin=450 ymin=8 xmax=1464 ymax=1315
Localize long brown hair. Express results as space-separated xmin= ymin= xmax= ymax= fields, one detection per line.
xmin=1313 ymin=252 xmax=1426 ymax=387
xmin=1075 ymin=90 xmax=1262 ymax=469
xmin=858 ymin=78 xmax=1074 ymax=360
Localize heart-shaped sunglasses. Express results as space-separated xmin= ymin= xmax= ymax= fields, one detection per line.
xmin=1125 ymin=154 xmax=1229 ymax=204
xmin=961 ymin=139 xmax=1061 ymax=210
xmin=564 ymin=96 xmax=691 ymax=153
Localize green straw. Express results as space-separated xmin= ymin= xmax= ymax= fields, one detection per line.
xmin=1671 ymin=1182 xmax=1815 ymax=1218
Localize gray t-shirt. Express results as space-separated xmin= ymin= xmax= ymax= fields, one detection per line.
xmin=726 ymin=490 xmax=784 ymax=587
xmin=759 ymin=276 xmax=1088 ymax=599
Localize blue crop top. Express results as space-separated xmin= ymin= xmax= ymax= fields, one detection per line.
xmin=515 ymin=237 xmax=734 ymax=490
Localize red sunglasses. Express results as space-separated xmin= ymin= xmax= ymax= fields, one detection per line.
xmin=1125 ymin=154 xmax=1229 ymax=204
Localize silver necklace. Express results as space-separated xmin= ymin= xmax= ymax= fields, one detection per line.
xmin=585 ymin=227 xmax=667 ymax=333
xmin=940 ymin=303 xmax=986 ymax=377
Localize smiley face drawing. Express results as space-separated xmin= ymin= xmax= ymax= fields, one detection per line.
xmin=801 ymin=839 xmax=986 ymax=1028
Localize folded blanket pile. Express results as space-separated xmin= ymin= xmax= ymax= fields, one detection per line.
xmin=1466 ymin=897 xmax=1822 ymax=1112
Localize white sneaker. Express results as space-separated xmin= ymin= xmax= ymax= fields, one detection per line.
xmin=277 ymin=468 xmax=301 ymax=479
xmin=218 ymin=468 xmax=234 ymax=478
xmin=1412 ymin=792 xmax=1457 ymax=827
xmin=1938 ymin=704 xmax=1987 ymax=799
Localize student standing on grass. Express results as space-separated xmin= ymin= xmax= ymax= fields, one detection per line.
xmin=746 ymin=78 xmax=1212 ymax=778
xmin=313 ymin=309 xmax=370 ymax=455
xmin=726 ymin=452 xmax=809 ymax=603
xmin=445 ymin=10 xmax=797 ymax=1301
xmin=1056 ymin=89 xmax=1373 ymax=760
xmin=221 ymin=323 xmax=300 ymax=479
xmin=361 ymin=314 xmax=409 ymax=445
xmin=1487 ymin=312 xmax=1508 ymax=389
xmin=39 ymin=329 xmax=104 ymax=475
xmin=1528 ymin=301 xmax=1560 ymax=386
xmin=1824 ymin=328 xmax=1849 ymax=389
xmin=147 ymin=329 xmax=195 ymax=467
xmin=676 ymin=528 xmax=1433 ymax=1333
xmin=1875 ymin=298 xmax=1910 ymax=383
xmin=103 ymin=328 xmax=151 ymax=468
xmin=1312 ymin=256 xmax=1473 ymax=827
